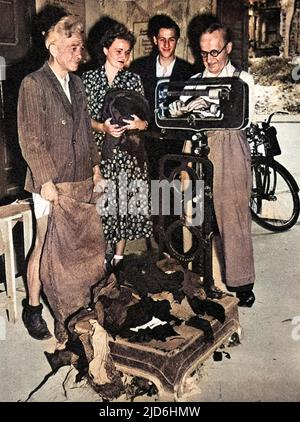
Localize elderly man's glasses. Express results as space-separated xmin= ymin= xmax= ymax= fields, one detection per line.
xmin=200 ymin=42 xmax=229 ymax=59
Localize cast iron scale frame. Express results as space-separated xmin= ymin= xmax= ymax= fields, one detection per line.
xmin=109 ymin=78 xmax=249 ymax=400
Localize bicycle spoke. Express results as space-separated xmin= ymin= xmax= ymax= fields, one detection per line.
xmin=250 ymin=160 xmax=299 ymax=231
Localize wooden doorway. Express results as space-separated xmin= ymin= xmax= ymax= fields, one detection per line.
xmin=0 ymin=0 xmax=35 ymax=202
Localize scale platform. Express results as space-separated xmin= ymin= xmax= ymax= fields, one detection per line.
xmin=109 ymin=295 xmax=240 ymax=401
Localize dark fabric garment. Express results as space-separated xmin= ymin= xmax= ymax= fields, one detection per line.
xmin=182 ymin=270 xmax=207 ymax=300
xmin=156 ymin=257 xmax=184 ymax=273
xmin=120 ymin=257 xmax=184 ymax=298
xmin=187 ymin=297 xmax=225 ymax=324
xmin=126 ymin=377 xmax=158 ymax=400
xmin=44 ymin=349 xmax=77 ymax=372
xmin=201 ymin=300 xmax=225 ymax=324
xmin=45 ymin=336 xmax=89 ymax=381
xmin=102 ymin=88 xmax=150 ymax=127
xmin=98 ymin=285 xmax=139 ymax=335
xmin=122 ymin=297 xmax=181 ymax=327
xmin=106 ymin=296 xmax=182 ymax=338
xmin=40 ymin=179 xmax=106 ymax=340
xmin=101 ymin=89 xmax=151 ymax=167
xmin=92 ymin=272 xmax=120 ymax=303
xmin=185 ymin=316 xmax=214 ymax=343
xmin=18 ymin=62 xmax=99 ymax=193
xmin=116 ymin=297 xmax=181 ymax=343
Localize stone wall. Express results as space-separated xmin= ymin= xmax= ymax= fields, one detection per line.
xmin=86 ymin=0 xmax=215 ymax=61
xmin=249 ymin=0 xmax=300 ymax=58
xmin=36 ymin=0 xmax=216 ymax=62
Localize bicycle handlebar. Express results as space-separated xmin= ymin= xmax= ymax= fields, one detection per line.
xmin=266 ymin=111 xmax=289 ymax=125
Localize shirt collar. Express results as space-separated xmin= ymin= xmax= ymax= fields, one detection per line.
xmin=48 ymin=64 xmax=70 ymax=86
xmin=156 ymin=55 xmax=176 ymax=77
xmin=203 ymin=60 xmax=235 ymax=78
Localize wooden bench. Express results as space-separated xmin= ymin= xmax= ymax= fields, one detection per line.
xmin=0 ymin=202 xmax=33 ymax=322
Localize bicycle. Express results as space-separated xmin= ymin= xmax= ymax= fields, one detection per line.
xmin=246 ymin=112 xmax=300 ymax=232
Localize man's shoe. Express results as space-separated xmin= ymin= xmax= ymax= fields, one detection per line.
xmin=22 ymin=301 xmax=52 ymax=340
xmin=236 ymin=290 xmax=255 ymax=308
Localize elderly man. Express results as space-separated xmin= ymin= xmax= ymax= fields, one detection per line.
xmin=18 ymin=15 xmax=103 ymax=340
xmin=197 ymin=22 xmax=255 ymax=306
xmin=171 ymin=21 xmax=256 ymax=306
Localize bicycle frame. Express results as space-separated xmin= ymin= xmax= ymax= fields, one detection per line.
xmin=247 ymin=112 xmax=300 ymax=231
xmin=251 ymin=156 xmax=276 ymax=214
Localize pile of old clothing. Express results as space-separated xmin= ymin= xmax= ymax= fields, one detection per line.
xmin=119 ymin=255 xmax=184 ymax=299
xmin=45 ymin=273 xmax=124 ymax=400
xmin=101 ymin=295 xmax=182 ymax=342
xmin=44 ymin=256 xmax=226 ymax=400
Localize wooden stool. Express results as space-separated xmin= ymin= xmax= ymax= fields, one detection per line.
xmin=0 ymin=202 xmax=33 ymax=322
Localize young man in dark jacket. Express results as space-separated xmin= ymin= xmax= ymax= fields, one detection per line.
xmin=130 ymin=15 xmax=196 ymax=180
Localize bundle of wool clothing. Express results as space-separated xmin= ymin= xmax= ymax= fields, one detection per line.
xmin=102 ymin=88 xmax=150 ymax=128
xmin=120 ymin=257 xmax=184 ymax=299
xmin=101 ymin=88 xmax=150 ymax=167
xmin=40 ymin=178 xmax=106 ymax=342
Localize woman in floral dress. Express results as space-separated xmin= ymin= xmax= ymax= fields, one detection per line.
xmin=82 ymin=23 xmax=152 ymax=269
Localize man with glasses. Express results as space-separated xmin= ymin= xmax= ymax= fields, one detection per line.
xmin=171 ymin=21 xmax=256 ymax=307
xmin=200 ymin=23 xmax=256 ymax=307
xmin=201 ymin=40 xmax=228 ymax=59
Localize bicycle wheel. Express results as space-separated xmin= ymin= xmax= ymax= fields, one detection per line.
xmin=250 ymin=158 xmax=300 ymax=231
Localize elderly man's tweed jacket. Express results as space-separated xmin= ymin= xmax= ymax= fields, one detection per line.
xmin=18 ymin=62 xmax=99 ymax=193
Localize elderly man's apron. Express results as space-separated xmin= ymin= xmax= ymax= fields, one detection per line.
xmin=208 ymin=130 xmax=255 ymax=289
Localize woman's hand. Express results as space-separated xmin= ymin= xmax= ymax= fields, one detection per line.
xmin=103 ymin=118 xmax=126 ymax=138
xmin=122 ymin=114 xmax=148 ymax=131
xmin=92 ymin=118 xmax=126 ymax=138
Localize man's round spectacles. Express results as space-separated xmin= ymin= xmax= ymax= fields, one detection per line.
xmin=200 ymin=42 xmax=229 ymax=59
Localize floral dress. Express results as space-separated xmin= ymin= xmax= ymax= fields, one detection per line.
xmin=82 ymin=66 xmax=152 ymax=243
